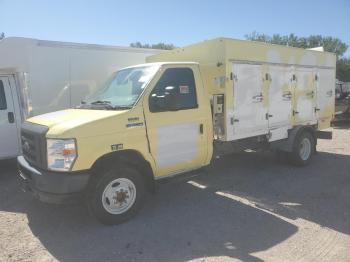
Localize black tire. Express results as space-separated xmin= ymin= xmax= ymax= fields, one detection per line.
xmin=87 ymin=165 xmax=146 ymax=225
xmin=288 ymin=131 xmax=315 ymax=166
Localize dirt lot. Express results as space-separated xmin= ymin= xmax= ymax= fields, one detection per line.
xmin=1 ymin=124 xmax=350 ymax=262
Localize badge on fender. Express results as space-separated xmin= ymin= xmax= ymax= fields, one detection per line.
xmin=111 ymin=144 xmax=123 ymax=151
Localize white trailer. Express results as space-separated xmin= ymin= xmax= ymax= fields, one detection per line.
xmin=0 ymin=37 xmax=161 ymax=159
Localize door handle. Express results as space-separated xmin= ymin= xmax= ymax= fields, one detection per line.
xmin=282 ymin=91 xmax=292 ymax=100
xmin=8 ymin=112 xmax=15 ymax=123
xmin=293 ymin=110 xmax=299 ymax=116
xmin=252 ymin=93 xmax=263 ymax=102
xmin=265 ymin=113 xmax=273 ymax=120
xmin=199 ymin=124 xmax=203 ymax=134
xmin=306 ymin=91 xmax=314 ymax=98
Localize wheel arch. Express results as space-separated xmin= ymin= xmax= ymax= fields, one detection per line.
xmin=89 ymin=149 xmax=156 ymax=192
xmin=270 ymin=125 xmax=317 ymax=152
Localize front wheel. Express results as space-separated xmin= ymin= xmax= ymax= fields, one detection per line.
xmin=288 ymin=131 xmax=315 ymax=166
xmin=87 ymin=165 xmax=146 ymax=225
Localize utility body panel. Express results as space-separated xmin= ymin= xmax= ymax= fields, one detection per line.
xmin=147 ymin=38 xmax=336 ymax=141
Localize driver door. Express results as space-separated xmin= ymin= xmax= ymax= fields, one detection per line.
xmin=143 ymin=65 xmax=209 ymax=178
xmin=0 ymin=76 xmax=20 ymax=158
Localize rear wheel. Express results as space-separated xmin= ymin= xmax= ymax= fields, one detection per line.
xmin=288 ymin=131 xmax=315 ymax=166
xmin=87 ymin=165 xmax=145 ymax=225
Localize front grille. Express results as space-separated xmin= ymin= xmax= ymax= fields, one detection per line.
xmin=21 ymin=122 xmax=49 ymax=169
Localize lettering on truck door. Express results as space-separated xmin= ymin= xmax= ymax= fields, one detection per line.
xmin=143 ymin=66 xmax=209 ymax=178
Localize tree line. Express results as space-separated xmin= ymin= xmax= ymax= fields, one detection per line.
xmin=245 ymin=32 xmax=348 ymax=57
xmin=130 ymin=41 xmax=176 ymax=50
xmin=245 ymin=32 xmax=350 ymax=81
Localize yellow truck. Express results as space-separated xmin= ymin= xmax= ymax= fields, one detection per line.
xmin=17 ymin=38 xmax=335 ymax=224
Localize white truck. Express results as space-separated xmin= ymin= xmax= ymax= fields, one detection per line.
xmin=0 ymin=37 xmax=160 ymax=159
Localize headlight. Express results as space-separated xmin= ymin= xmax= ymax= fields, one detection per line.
xmin=47 ymin=139 xmax=77 ymax=171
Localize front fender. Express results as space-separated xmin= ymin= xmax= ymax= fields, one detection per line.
xmin=71 ymin=130 xmax=156 ymax=174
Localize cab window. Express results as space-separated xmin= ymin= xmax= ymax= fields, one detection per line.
xmin=149 ymin=68 xmax=198 ymax=112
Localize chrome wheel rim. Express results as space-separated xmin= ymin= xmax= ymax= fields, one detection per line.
xmin=299 ymin=138 xmax=312 ymax=161
xmin=102 ymin=178 xmax=136 ymax=215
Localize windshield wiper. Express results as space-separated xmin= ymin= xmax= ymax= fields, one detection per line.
xmin=87 ymin=100 xmax=115 ymax=109
xmin=90 ymin=100 xmax=112 ymax=105
xmin=113 ymin=105 xmax=132 ymax=110
xmin=79 ymin=100 xmax=132 ymax=110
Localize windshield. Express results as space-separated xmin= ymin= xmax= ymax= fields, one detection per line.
xmin=82 ymin=65 xmax=159 ymax=109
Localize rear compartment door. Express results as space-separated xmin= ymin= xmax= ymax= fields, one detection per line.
xmin=232 ymin=63 xmax=268 ymax=140
xmin=267 ymin=65 xmax=293 ymax=129
xmin=266 ymin=65 xmax=293 ymax=141
xmin=315 ymin=68 xmax=335 ymax=122
xmin=293 ymin=67 xmax=317 ymax=125
xmin=0 ymin=76 xmax=20 ymax=158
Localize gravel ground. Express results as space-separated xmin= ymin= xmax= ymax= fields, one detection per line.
xmin=1 ymin=123 xmax=350 ymax=262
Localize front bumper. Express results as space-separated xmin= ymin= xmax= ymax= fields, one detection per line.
xmin=17 ymin=156 xmax=91 ymax=204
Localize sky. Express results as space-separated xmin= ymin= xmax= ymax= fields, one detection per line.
xmin=1 ymin=0 xmax=350 ymax=57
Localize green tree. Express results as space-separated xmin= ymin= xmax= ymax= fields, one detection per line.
xmin=130 ymin=42 xmax=176 ymax=50
xmin=0 ymin=32 xmax=5 ymax=40
xmin=337 ymin=58 xmax=350 ymax=82
xmin=245 ymin=32 xmax=348 ymax=58
xmin=245 ymin=32 xmax=350 ymax=81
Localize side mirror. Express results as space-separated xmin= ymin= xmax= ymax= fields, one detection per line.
xmin=164 ymin=86 xmax=181 ymax=110
xmin=150 ymin=93 xmax=167 ymax=111
xmin=149 ymin=86 xmax=180 ymax=112
xmin=164 ymin=86 xmax=178 ymax=95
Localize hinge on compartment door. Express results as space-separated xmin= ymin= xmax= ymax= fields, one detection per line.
xmin=306 ymin=91 xmax=314 ymax=98
xmin=293 ymin=110 xmax=299 ymax=116
xmin=230 ymin=73 xmax=238 ymax=81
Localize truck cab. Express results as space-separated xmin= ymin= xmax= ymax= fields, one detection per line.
xmin=18 ymin=62 xmax=213 ymax=224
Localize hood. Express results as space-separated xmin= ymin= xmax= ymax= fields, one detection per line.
xmin=27 ymin=109 xmax=128 ymax=138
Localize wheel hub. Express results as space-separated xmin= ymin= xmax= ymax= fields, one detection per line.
xmin=299 ymin=137 xmax=312 ymax=161
xmin=113 ymin=189 xmax=129 ymax=204
xmin=102 ymin=178 xmax=137 ymax=215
